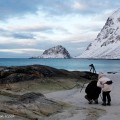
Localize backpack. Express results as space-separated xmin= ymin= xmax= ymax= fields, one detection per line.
xmin=105 ymin=80 xmax=113 ymax=85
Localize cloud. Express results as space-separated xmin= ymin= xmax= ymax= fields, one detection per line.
xmin=72 ymin=1 xmax=87 ymax=10
xmin=37 ymin=0 xmax=120 ymax=16
xmin=12 ymin=33 xmax=35 ymax=39
xmin=0 ymin=27 xmax=35 ymax=40
xmin=38 ymin=0 xmax=74 ymax=15
xmin=0 ymin=0 xmax=41 ymax=19
xmin=75 ymin=0 xmax=120 ymax=14
xmin=9 ymin=24 xmax=53 ymax=32
xmin=0 ymin=0 xmax=120 ymax=20
xmin=0 ymin=48 xmax=45 ymax=58
xmin=0 ymin=37 xmax=37 ymax=46
xmin=8 ymin=24 xmax=69 ymax=34
xmin=0 ymin=0 xmax=120 ymax=58
xmin=64 ymin=32 xmax=97 ymax=43
xmin=0 ymin=48 xmax=44 ymax=54
xmin=0 ymin=0 xmax=75 ymax=19
xmin=38 ymin=0 xmax=116 ymax=16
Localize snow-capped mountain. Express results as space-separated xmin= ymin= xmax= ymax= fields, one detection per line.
xmin=40 ymin=45 xmax=71 ymax=58
xmin=79 ymin=9 xmax=120 ymax=59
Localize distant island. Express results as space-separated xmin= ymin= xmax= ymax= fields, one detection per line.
xmin=30 ymin=45 xmax=71 ymax=59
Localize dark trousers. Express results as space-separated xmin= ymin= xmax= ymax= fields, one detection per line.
xmin=90 ymin=68 xmax=96 ymax=73
xmin=102 ymin=91 xmax=111 ymax=103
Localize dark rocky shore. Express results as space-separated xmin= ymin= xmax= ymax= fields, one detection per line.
xmin=0 ymin=64 xmax=98 ymax=84
xmin=0 ymin=65 xmax=98 ymax=120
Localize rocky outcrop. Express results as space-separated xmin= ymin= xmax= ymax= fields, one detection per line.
xmin=0 ymin=92 xmax=62 ymax=119
xmin=0 ymin=65 xmax=98 ymax=84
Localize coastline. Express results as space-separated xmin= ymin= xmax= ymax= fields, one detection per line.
xmin=0 ymin=64 xmax=97 ymax=120
xmin=0 ymin=64 xmax=98 ymax=84
xmin=0 ymin=58 xmax=119 ymax=73
xmin=0 ymin=65 xmax=119 ymax=119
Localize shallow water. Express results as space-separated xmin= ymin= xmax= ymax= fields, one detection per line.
xmin=0 ymin=58 xmax=120 ymax=72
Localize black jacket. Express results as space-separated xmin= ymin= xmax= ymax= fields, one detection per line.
xmin=85 ymin=80 xmax=101 ymax=99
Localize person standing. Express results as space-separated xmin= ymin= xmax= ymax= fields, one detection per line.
xmin=89 ymin=64 xmax=96 ymax=73
xmin=97 ymin=73 xmax=112 ymax=106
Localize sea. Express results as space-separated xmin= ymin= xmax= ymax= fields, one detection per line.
xmin=0 ymin=58 xmax=120 ymax=73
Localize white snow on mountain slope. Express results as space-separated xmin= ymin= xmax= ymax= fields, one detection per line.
xmin=40 ymin=45 xmax=71 ymax=58
xmin=79 ymin=9 xmax=120 ymax=59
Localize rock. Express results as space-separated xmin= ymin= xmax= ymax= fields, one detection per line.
xmin=0 ymin=65 xmax=98 ymax=84
xmin=0 ymin=92 xmax=63 ymax=119
xmin=18 ymin=92 xmax=44 ymax=103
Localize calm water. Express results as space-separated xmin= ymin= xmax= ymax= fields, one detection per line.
xmin=0 ymin=58 xmax=120 ymax=73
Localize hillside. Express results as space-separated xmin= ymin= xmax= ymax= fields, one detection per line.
xmin=79 ymin=9 xmax=120 ymax=59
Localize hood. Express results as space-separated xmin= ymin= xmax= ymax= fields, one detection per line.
xmin=98 ymin=72 xmax=106 ymax=79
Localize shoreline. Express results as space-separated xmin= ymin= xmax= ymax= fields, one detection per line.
xmin=0 ymin=71 xmax=120 ymax=119
xmin=0 ymin=64 xmax=120 ymax=74
xmin=0 ymin=57 xmax=120 ymax=60
xmin=0 ymin=64 xmax=98 ymax=84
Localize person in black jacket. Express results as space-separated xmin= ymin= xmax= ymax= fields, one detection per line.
xmin=85 ymin=80 xmax=101 ymax=104
xmin=89 ymin=64 xmax=96 ymax=73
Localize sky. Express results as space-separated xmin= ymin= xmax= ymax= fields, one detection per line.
xmin=0 ymin=0 xmax=120 ymax=58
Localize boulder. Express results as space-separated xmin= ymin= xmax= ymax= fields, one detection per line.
xmin=0 ymin=92 xmax=62 ymax=119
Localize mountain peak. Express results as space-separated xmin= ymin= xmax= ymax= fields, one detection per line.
xmin=40 ymin=45 xmax=71 ymax=58
xmin=79 ymin=9 xmax=120 ymax=59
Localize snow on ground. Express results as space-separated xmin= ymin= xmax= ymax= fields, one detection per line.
xmin=45 ymin=73 xmax=120 ymax=120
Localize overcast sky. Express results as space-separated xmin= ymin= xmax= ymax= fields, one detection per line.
xmin=0 ymin=0 xmax=120 ymax=58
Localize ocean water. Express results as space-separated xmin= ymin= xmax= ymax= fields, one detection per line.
xmin=0 ymin=58 xmax=120 ymax=73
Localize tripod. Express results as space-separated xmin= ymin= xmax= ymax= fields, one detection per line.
xmin=80 ymin=81 xmax=87 ymax=93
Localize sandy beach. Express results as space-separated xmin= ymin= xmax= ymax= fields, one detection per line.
xmin=45 ymin=73 xmax=120 ymax=120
